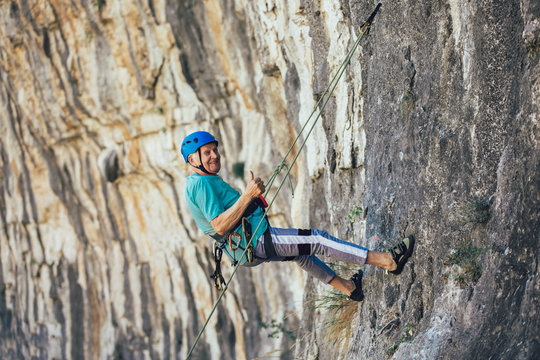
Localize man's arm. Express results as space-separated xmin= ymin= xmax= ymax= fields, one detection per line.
xmin=210 ymin=171 xmax=265 ymax=235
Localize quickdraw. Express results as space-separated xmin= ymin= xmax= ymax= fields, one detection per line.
xmin=210 ymin=244 xmax=225 ymax=291
xmin=242 ymin=217 xmax=256 ymax=264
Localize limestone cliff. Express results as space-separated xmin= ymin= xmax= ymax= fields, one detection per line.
xmin=0 ymin=0 xmax=538 ymax=359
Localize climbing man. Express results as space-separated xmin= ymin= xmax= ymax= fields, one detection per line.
xmin=181 ymin=131 xmax=415 ymax=301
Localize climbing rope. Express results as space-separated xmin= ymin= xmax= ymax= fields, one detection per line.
xmin=186 ymin=4 xmax=381 ymax=359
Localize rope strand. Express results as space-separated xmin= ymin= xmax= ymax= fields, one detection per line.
xmin=186 ymin=5 xmax=381 ymax=358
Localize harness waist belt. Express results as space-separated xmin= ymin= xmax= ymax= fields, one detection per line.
xmin=231 ymin=198 xmax=264 ymax=234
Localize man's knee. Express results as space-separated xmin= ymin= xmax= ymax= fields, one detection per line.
xmin=296 ymin=229 xmax=313 ymax=255
xmin=298 ymin=243 xmax=311 ymax=255
xmin=294 ymin=254 xmax=313 ymax=267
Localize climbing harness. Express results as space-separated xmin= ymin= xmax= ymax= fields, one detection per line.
xmin=186 ymin=4 xmax=382 ymax=359
xmin=209 ymin=196 xmax=265 ymax=291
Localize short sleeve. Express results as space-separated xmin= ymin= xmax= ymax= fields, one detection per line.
xmin=193 ymin=179 xmax=225 ymax=222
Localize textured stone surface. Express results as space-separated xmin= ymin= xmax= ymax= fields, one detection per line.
xmin=0 ymin=0 xmax=538 ymax=359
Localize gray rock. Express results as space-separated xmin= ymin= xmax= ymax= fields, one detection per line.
xmin=0 ymin=0 xmax=537 ymax=359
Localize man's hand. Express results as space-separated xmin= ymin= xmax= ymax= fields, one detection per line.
xmin=244 ymin=170 xmax=265 ymax=199
xmin=210 ymin=170 xmax=266 ymax=235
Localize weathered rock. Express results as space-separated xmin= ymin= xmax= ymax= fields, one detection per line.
xmin=0 ymin=0 xmax=538 ymax=359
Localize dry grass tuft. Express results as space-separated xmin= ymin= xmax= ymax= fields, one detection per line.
xmin=307 ymin=291 xmax=359 ymax=348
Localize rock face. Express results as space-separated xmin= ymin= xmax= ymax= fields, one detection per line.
xmin=0 ymin=0 xmax=538 ymax=359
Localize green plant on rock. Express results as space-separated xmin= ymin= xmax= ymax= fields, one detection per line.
xmin=444 ymin=240 xmax=485 ymax=288
xmin=85 ymin=29 xmax=93 ymax=43
xmin=95 ymin=0 xmax=106 ymax=11
xmin=386 ymin=324 xmax=415 ymax=357
xmin=258 ymin=319 xmax=296 ymax=342
xmin=348 ymin=205 xmax=363 ymax=223
xmin=326 ymin=261 xmax=357 ymax=274
xmin=232 ymin=162 xmax=245 ymax=179
xmin=461 ymin=199 xmax=491 ymax=224
xmin=400 ymin=88 xmax=416 ymax=119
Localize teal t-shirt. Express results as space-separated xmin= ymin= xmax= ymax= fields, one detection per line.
xmin=185 ymin=174 xmax=268 ymax=248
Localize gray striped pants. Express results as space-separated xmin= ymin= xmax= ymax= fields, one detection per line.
xmin=249 ymin=227 xmax=368 ymax=284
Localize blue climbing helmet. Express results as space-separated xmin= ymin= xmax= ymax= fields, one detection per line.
xmin=180 ymin=131 xmax=218 ymax=163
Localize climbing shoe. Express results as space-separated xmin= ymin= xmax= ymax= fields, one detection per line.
xmin=349 ymin=269 xmax=365 ymax=302
xmin=388 ymin=235 xmax=415 ymax=275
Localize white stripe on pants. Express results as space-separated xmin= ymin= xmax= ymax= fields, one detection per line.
xmin=251 ymin=227 xmax=369 ymax=284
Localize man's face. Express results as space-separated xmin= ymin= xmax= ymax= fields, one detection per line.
xmin=190 ymin=142 xmax=221 ymax=174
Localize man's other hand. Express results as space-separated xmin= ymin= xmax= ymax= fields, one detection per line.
xmin=245 ymin=170 xmax=266 ymax=199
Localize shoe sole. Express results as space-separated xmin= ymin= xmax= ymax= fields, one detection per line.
xmin=389 ymin=235 xmax=415 ymax=275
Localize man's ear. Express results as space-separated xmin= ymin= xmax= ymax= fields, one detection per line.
xmin=187 ymin=153 xmax=197 ymax=165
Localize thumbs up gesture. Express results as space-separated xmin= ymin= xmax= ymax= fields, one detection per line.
xmin=245 ymin=170 xmax=265 ymax=199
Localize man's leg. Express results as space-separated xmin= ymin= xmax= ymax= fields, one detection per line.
xmin=259 ymin=227 xmax=367 ymax=299
xmin=329 ymin=275 xmax=354 ymax=295
xmin=253 ymin=237 xmax=338 ymax=284
xmin=254 ymin=228 xmax=413 ymax=299
xmin=276 ymin=254 xmax=358 ymax=297
xmin=366 ymin=250 xmax=396 ymax=271
xmin=267 ymin=227 xmax=369 ymax=265
xmin=266 ymin=227 xmax=407 ymax=272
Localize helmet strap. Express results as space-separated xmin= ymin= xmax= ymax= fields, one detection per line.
xmin=189 ymin=148 xmax=217 ymax=175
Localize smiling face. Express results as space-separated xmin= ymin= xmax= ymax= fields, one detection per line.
xmin=188 ymin=142 xmax=221 ymax=174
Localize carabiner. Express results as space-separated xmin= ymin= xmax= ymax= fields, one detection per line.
xmin=210 ymin=269 xmax=225 ymax=291
xmin=229 ymin=232 xmax=241 ymax=251
xmin=214 ymin=245 xmax=223 ymax=262
xmin=241 ymin=217 xmax=256 ymax=263
xmin=247 ymin=246 xmax=255 ymax=263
